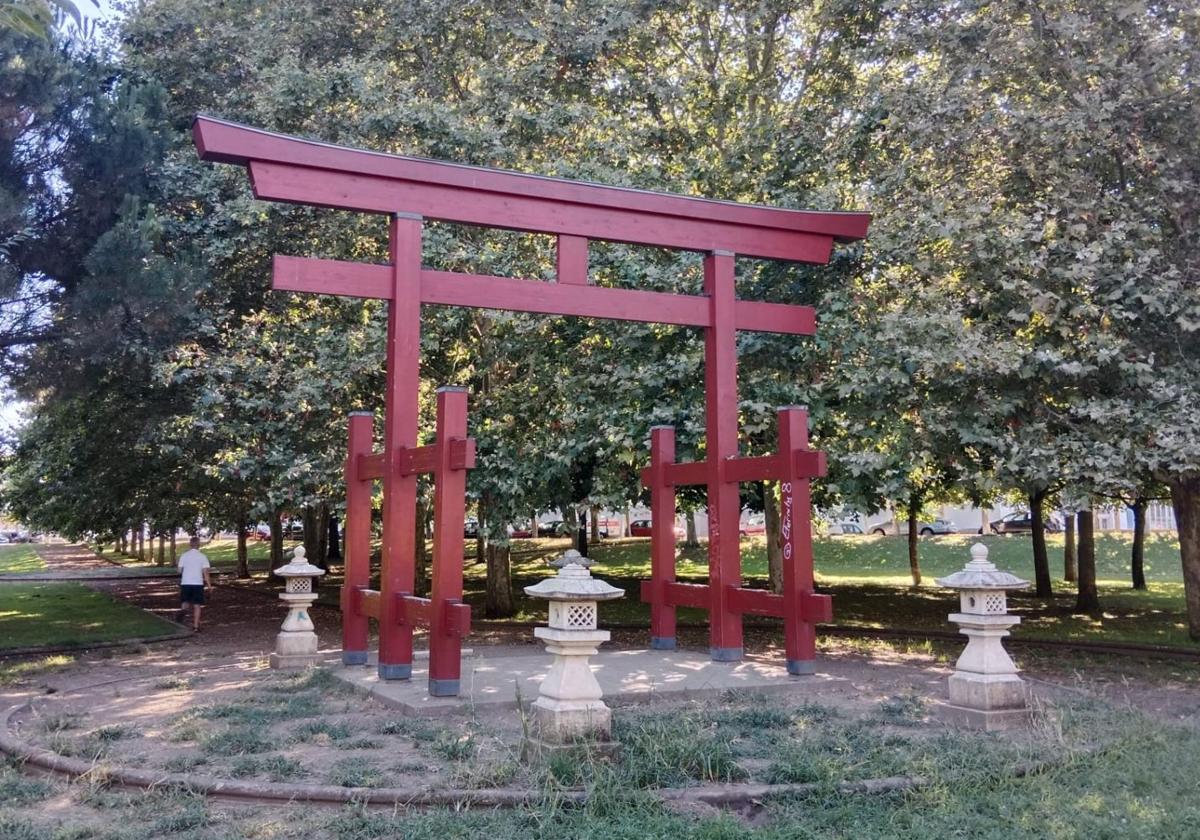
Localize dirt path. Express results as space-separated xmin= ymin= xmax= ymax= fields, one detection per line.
xmin=4 ymin=544 xmax=1196 ymax=729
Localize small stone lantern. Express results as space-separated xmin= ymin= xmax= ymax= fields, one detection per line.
xmin=269 ymin=546 xmax=326 ymax=670
xmin=523 ymin=561 xmax=624 ymax=743
xmin=549 ymin=548 xmax=593 ymax=569
xmin=935 ymin=543 xmax=1030 ymax=729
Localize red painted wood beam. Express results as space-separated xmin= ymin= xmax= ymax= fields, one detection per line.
xmin=394 ymin=595 xmax=472 ymax=637
xmin=356 ymin=452 xmax=386 ymax=481
xmin=638 ymin=580 xmax=712 ymax=610
xmin=556 ymin=235 xmax=588 ymax=285
xmin=194 ymin=115 xmax=871 ymax=262
xmin=396 ymin=439 xmax=475 ymax=475
xmin=359 ymin=588 xmax=381 ymax=620
xmin=274 ymin=255 xmax=820 ymax=335
xmin=342 ymin=412 xmax=374 ymax=663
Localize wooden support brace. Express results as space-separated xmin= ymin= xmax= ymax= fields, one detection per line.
xmin=358 ymin=588 xmax=381 ymax=620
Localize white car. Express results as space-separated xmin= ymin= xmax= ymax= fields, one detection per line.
xmin=870 ymin=518 xmax=955 ymax=536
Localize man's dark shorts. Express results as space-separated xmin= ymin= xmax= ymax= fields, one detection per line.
xmin=180 ymin=584 xmax=206 ymax=605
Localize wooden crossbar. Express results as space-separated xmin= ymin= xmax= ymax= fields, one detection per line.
xmin=640 ymin=450 xmax=826 ymax=488
xmin=273 ymin=256 xmax=817 ymax=336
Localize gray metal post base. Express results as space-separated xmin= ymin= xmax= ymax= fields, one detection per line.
xmin=341 ymin=650 xmax=368 ymax=666
xmin=650 ymin=636 xmax=676 ymax=650
xmin=378 ymin=663 xmax=412 ymax=681
xmin=710 ymin=646 xmax=743 ymax=662
xmin=428 ymin=678 xmax=460 ymax=697
xmin=787 ymin=659 xmax=816 ymax=676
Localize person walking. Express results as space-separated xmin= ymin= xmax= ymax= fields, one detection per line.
xmin=176 ymin=536 xmax=212 ymax=631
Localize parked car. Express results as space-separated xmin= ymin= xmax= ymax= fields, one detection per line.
xmin=629 ymin=519 xmax=687 ymax=539
xmin=989 ymin=512 xmax=1062 ymax=535
xmin=464 ymin=518 xmax=479 ymax=539
xmin=830 ymin=522 xmax=864 ymax=536
xmin=538 ymin=520 xmax=566 ymax=537
xmin=739 ymin=513 xmax=767 ymax=537
xmin=870 ymin=518 xmax=955 ymax=536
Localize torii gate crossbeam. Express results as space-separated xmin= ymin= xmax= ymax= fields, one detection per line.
xmin=193 ymin=115 xmax=870 ymax=689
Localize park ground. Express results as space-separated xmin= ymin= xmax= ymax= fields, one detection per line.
xmin=0 ymin=538 xmax=1198 ymax=837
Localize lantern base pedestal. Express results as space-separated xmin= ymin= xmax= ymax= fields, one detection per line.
xmin=933 ymin=700 xmax=1031 ymax=731
xmin=948 ymin=671 xmax=1027 ymax=710
xmin=531 ymin=698 xmax=612 ymax=743
xmin=270 ymin=630 xmax=320 ymax=670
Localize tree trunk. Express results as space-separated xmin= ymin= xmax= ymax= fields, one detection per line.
xmin=156 ymin=533 xmax=165 ymax=567
xmin=685 ymin=510 xmax=699 ymax=547
xmin=764 ymin=483 xmax=782 ymax=594
xmin=590 ymin=505 xmax=600 ymax=542
xmin=415 ymin=499 xmax=429 ymax=597
xmin=907 ymin=497 xmax=922 ymax=587
xmin=1075 ymin=509 xmax=1100 ymax=614
xmin=1131 ymin=498 xmax=1147 ymax=590
xmin=137 ymin=526 xmax=145 ymax=562
xmin=532 ymin=510 xmax=539 ymax=540
xmin=475 ymin=508 xmax=486 ymax=565
xmin=624 ymin=506 xmax=632 ymax=538
xmin=316 ymin=502 xmax=330 ymax=568
xmin=327 ymin=515 xmax=342 ymax=562
xmin=485 ymin=542 xmax=514 ymax=618
xmin=235 ymin=514 xmax=250 ymax=579
xmin=1168 ymin=477 xmax=1200 ymax=640
xmin=1029 ymin=489 xmax=1053 ymax=597
xmin=302 ymin=506 xmax=321 ymax=567
xmin=119 ymin=532 xmax=126 ymax=555
xmin=1063 ymin=514 xmax=1077 ymax=582
xmin=169 ymin=530 xmax=177 ymax=565
xmin=269 ymin=508 xmax=284 ymax=573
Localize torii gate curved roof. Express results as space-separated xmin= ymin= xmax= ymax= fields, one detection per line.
xmin=193 ymin=115 xmax=870 ymax=265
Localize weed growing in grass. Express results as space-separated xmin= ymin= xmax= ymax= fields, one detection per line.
xmin=379 ymin=718 xmax=438 ymax=742
xmin=613 ymin=711 xmax=746 ymax=787
xmin=167 ymin=718 xmax=203 ymax=743
xmin=451 ymin=758 xmax=520 ymax=789
xmin=431 ymin=731 xmax=476 ymax=762
xmin=327 ymin=758 xmax=388 ymax=788
xmin=201 ymin=727 xmax=275 ymax=755
xmin=148 ymin=792 xmax=209 ymax=833
xmin=291 ymin=720 xmax=351 ymax=743
xmin=261 ymin=755 xmax=305 ymax=781
xmin=0 ymin=815 xmax=40 ymax=840
xmin=47 ymin=732 xmax=107 ymax=759
xmin=336 ymin=737 xmax=383 ymax=751
xmin=0 ymin=759 xmax=53 ymax=804
xmin=163 ymin=754 xmax=207 ymax=773
xmin=153 ymin=674 xmax=198 ymax=691
xmin=39 ymin=711 xmax=80 ymax=733
xmin=230 ymin=756 xmax=261 ymax=778
xmin=94 ymin=724 xmax=136 ymax=742
xmin=873 ymin=693 xmax=927 ymax=725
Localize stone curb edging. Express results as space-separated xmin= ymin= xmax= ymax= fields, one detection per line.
xmin=0 ymin=630 xmax=194 ymax=661
xmin=0 ymin=703 xmax=1082 ymax=812
xmin=0 ymin=703 xmax=583 ymax=808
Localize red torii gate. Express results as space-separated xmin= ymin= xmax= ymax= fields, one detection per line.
xmin=192 ymin=116 xmax=870 ymax=691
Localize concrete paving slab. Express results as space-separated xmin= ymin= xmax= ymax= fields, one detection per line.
xmin=333 ymin=646 xmax=847 ymax=717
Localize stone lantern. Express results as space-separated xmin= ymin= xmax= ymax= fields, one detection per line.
xmin=935 ymin=543 xmax=1030 ymax=729
xmin=523 ymin=561 xmax=624 ymax=744
xmin=549 ymin=548 xmax=593 ymax=569
xmin=269 ymin=546 xmax=326 ymax=670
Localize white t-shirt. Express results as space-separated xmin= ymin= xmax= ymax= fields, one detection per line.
xmin=178 ymin=549 xmax=211 ymax=586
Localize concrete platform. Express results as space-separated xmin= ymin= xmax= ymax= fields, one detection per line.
xmin=333 ymin=646 xmax=846 ymax=717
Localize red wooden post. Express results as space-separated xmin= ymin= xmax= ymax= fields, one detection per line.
xmin=648 ymin=426 xmax=677 ymax=649
xmin=704 ymin=251 xmax=743 ymax=661
xmin=341 ymin=411 xmax=374 ymax=665
xmin=428 ymin=387 xmax=470 ymax=696
xmin=378 ymin=214 xmax=423 ymax=680
xmin=776 ymin=406 xmax=830 ymax=674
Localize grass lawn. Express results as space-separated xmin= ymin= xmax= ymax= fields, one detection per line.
xmin=2 ymin=671 xmax=1198 ymax=838
xmin=0 ymin=583 xmax=178 ymax=650
xmin=98 ymin=538 xmax=300 ymax=571
xmin=0 ymin=544 xmax=45 ymax=574
xmin=225 ymin=530 xmax=1195 ymax=650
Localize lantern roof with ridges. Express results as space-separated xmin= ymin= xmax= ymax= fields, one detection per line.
xmin=524 ymin=563 xmax=625 ymax=601
xmin=273 ymin=546 xmax=326 ymax=578
xmin=935 ymin=544 xmax=1028 ymax=590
